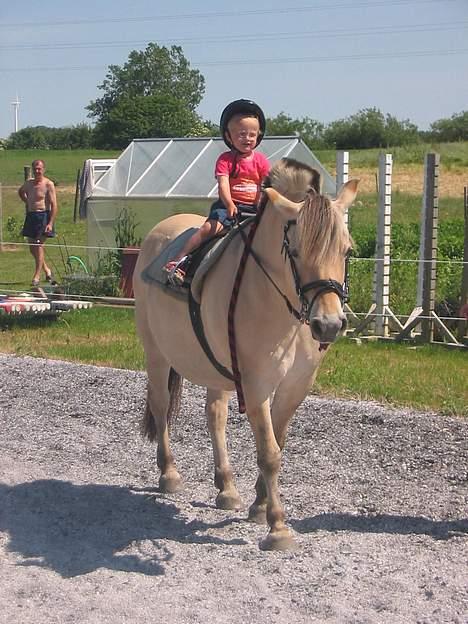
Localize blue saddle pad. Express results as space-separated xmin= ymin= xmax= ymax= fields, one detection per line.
xmin=141 ymin=228 xmax=199 ymax=292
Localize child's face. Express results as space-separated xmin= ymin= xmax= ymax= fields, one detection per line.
xmin=226 ymin=115 xmax=260 ymax=154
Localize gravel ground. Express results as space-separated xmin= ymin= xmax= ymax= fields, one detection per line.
xmin=0 ymin=353 xmax=467 ymax=624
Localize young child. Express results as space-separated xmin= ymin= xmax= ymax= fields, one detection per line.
xmin=164 ymin=99 xmax=270 ymax=283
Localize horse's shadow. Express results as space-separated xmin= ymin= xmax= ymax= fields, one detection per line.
xmin=292 ymin=513 xmax=468 ymax=540
xmin=0 ymin=480 xmax=246 ymax=578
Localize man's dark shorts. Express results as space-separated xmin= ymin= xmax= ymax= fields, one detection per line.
xmin=207 ymin=200 xmax=257 ymax=228
xmin=21 ymin=211 xmax=55 ymax=242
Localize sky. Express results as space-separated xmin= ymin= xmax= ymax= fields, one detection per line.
xmin=0 ymin=0 xmax=467 ymax=140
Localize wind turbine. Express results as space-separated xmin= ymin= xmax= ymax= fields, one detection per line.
xmin=11 ymin=94 xmax=20 ymax=133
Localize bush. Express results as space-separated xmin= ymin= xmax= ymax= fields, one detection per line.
xmin=348 ymin=219 xmax=464 ymax=316
xmin=5 ymin=216 xmax=23 ymax=242
xmin=62 ymin=274 xmax=120 ymax=298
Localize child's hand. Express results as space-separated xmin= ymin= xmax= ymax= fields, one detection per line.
xmin=227 ymin=205 xmax=238 ymax=219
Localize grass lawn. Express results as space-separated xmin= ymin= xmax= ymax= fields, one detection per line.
xmin=1 ymin=142 xmax=468 ymax=187
xmin=315 ymin=141 xmax=468 ymax=169
xmin=0 ymin=149 xmax=121 ymax=187
xmin=0 ymin=188 xmax=87 ymax=291
xmin=0 ymin=307 xmax=466 ymax=416
xmin=0 ymin=146 xmax=466 ymax=417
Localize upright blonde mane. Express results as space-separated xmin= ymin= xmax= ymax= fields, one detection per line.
xmin=268 ymin=158 xmax=351 ymax=266
xmin=297 ymin=191 xmax=351 ymax=266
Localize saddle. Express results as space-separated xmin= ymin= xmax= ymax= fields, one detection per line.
xmin=141 ymin=217 xmax=254 ymax=303
xmin=141 ymin=216 xmax=255 ymax=382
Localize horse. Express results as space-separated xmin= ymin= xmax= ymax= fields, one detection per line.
xmin=133 ymin=157 xmax=359 ymax=550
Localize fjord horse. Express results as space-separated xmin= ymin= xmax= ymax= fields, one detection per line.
xmin=134 ymin=158 xmax=358 ymax=550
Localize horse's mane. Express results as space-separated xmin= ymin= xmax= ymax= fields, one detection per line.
xmin=298 ymin=191 xmax=351 ymax=266
xmin=269 ymin=158 xmax=351 ymax=266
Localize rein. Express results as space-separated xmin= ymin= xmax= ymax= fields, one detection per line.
xmin=227 ymin=194 xmax=350 ymax=414
xmin=227 ymin=194 xmax=268 ymax=413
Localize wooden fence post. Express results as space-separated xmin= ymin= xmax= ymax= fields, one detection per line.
xmin=418 ymin=153 xmax=439 ymax=342
xmin=397 ymin=154 xmax=440 ymax=342
xmin=459 ymin=186 xmax=468 ymax=340
xmin=374 ymin=154 xmax=393 ymax=336
xmin=23 ymin=166 xmax=31 ymax=181
xmin=397 ymin=154 xmax=462 ymax=345
xmin=0 ymin=183 xmax=3 ymax=252
xmin=336 ymin=151 xmax=349 ymax=228
xmin=336 ymin=150 xmax=360 ymax=330
xmin=73 ymin=168 xmax=81 ymax=223
xmin=352 ymin=153 xmax=403 ymax=338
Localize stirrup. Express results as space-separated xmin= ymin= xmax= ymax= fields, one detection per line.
xmin=165 ymin=256 xmax=188 ymax=286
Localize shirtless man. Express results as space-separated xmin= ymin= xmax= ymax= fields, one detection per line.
xmin=18 ymin=159 xmax=58 ymax=286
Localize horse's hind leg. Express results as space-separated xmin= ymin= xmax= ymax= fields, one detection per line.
xmin=145 ymin=352 xmax=182 ymax=493
xmin=206 ymin=389 xmax=242 ymax=510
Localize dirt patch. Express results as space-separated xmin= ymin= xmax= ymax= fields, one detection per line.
xmin=1 ymin=354 xmax=467 ymax=624
xmin=350 ymin=166 xmax=467 ymax=197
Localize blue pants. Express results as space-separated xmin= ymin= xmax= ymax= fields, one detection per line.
xmin=207 ymin=200 xmax=256 ymax=228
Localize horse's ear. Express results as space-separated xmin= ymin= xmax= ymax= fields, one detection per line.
xmin=334 ymin=179 xmax=359 ymax=211
xmin=309 ymin=169 xmax=321 ymax=194
xmin=264 ymin=187 xmax=303 ymax=219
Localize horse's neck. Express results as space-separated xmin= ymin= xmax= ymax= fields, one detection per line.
xmin=251 ymin=209 xmax=298 ymax=304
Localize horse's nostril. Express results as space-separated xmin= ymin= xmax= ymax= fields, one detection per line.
xmin=311 ymin=319 xmax=322 ymax=338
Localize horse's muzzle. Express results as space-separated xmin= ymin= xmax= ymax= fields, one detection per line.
xmin=310 ymin=312 xmax=347 ymax=345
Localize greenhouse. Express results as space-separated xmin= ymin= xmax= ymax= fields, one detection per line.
xmin=83 ymin=136 xmax=336 ymax=253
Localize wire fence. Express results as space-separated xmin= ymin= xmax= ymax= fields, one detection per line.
xmin=1 ymin=240 xmax=467 ymax=326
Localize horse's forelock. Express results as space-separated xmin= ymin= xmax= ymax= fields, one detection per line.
xmin=297 ymin=191 xmax=350 ymax=266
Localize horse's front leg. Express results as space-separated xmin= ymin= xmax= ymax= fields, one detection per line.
xmin=247 ymin=399 xmax=295 ymax=551
xmin=248 ymin=372 xmax=316 ymax=530
xmin=206 ymin=388 xmax=242 ymax=510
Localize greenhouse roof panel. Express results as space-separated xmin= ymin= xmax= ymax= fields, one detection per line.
xmin=90 ymin=136 xmax=335 ymax=198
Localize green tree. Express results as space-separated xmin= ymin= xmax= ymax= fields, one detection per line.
xmin=384 ymin=114 xmax=419 ymax=146
xmin=7 ymin=124 xmax=94 ymax=149
xmin=266 ymin=112 xmax=326 ymax=149
xmin=323 ymin=108 xmax=420 ymax=149
xmin=324 ymin=108 xmax=386 ymax=149
xmin=93 ymin=94 xmax=205 ymax=149
xmin=428 ymin=111 xmax=468 ymax=142
xmin=87 ymin=43 xmax=206 ymax=148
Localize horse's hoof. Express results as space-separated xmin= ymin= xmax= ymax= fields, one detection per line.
xmin=259 ymin=529 xmax=297 ymax=551
xmin=247 ymin=504 xmax=267 ymax=525
xmin=216 ymin=491 xmax=243 ymax=510
xmin=159 ymin=472 xmax=182 ymax=493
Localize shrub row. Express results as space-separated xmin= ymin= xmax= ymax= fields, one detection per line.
xmin=348 ymin=220 xmax=464 ymax=315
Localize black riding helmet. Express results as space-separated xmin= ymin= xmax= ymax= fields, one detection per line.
xmin=220 ymin=99 xmax=266 ymax=149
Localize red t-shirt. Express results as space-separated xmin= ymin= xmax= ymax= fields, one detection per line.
xmin=215 ymin=151 xmax=270 ymax=205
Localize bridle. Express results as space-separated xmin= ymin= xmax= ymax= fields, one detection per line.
xmin=227 ymin=190 xmax=351 ymax=413
xmin=236 ymin=208 xmax=351 ymax=327
xmin=280 ymin=219 xmax=351 ymax=324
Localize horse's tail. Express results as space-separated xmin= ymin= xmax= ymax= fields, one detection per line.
xmin=141 ymin=367 xmax=184 ymax=442
xmin=167 ymin=367 xmax=183 ymax=430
